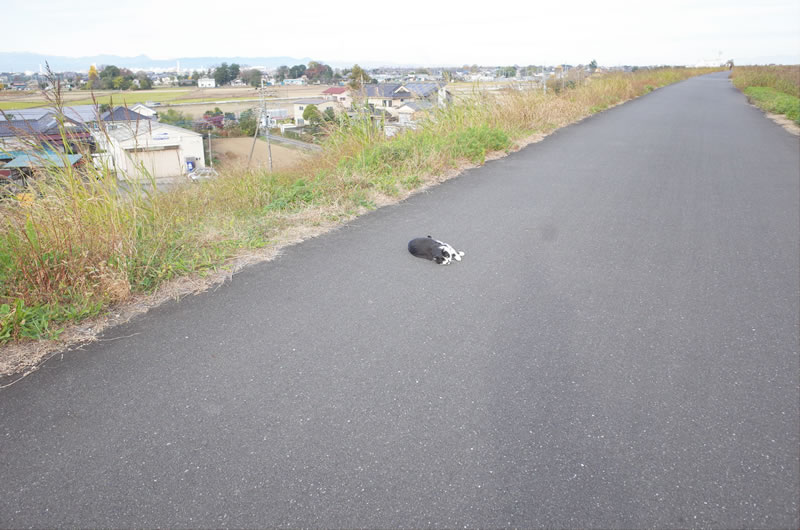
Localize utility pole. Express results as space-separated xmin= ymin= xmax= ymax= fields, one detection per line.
xmin=542 ymin=64 xmax=547 ymax=94
xmin=262 ymin=78 xmax=273 ymax=172
xmin=248 ymin=78 xmax=273 ymax=171
xmin=208 ymin=130 xmax=212 ymax=168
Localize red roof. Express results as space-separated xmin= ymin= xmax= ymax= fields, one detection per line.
xmin=322 ymin=87 xmax=348 ymax=95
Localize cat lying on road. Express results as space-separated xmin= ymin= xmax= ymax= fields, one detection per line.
xmin=408 ymin=236 xmax=465 ymax=265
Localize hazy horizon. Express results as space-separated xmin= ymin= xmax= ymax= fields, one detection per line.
xmin=4 ymin=0 xmax=799 ymax=69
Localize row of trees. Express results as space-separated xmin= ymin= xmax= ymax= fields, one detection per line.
xmin=81 ymin=60 xmax=381 ymax=92
xmin=87 ymin=65 xmax=153 ymax=90
xmin=211 ymin=61 xmax=338 ymax=87
xmin=274 ymin=61 xmax=338 ymax=84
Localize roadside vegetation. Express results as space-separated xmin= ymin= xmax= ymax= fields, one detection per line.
xmin=730 ymin=65 xmax=800 ymax=124
xmin=0 ymin=67 xmax=719 ymax=347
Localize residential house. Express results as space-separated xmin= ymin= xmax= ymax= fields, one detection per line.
xmin=130 ymin=103 xmax=158 ymax=119
xmin=292 ymin=98 xmax=338 ymax=125
xmin=1 ymin=105 xmax=103 ymax=128
xmin=356 ymin=83 xmax=412 ymax=116
xmin=350 ymin=82 xmax=448 ymax=117
xmin=94 ymin=122 xmax=205 ymax=182
xmin=101 ymin=106 xmax=153 ymax=124
xmin=154 ymin=75 xmax=177 ymax=86
xmin=322 ymin=86 xmax=351 ymax=108
xmin=0 ymin=112 xmax=92 ymax=151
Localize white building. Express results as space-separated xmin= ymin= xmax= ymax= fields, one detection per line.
xmin=292 ymin=98 xmax=341 ymax=125
xmin=198 ymin=77 xmax=216 ymax=88
xmin=94 ymin=122 xmax=205 ymax=182
xmin=130 ymin=103 xmax=158 ymax=119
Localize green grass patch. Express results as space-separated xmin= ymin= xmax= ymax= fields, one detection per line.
xmin=0 ymin=89 xmax=193 ymax=111
xmin=0 ymin=297 xmax=103 ymax=343
xmin=743 ymin=86 xmax=800 ymax=123
xmin=0 ymin=101 xmax=49 ymax=111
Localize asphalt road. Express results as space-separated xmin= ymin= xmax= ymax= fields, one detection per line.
xmin=1 ymin=71 xmax=798 ymax=528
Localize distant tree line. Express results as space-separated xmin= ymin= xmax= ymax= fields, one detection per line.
xmin=274 ymin=61 xmax=340 ymax=84
xmin=80 ymin=59 xmax=349 ymax=92
xmin=87 ymin=65 xmax=152 ymax=90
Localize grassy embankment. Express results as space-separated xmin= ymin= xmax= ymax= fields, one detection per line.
xmin=0 ymin=67 xmax=719 ymax=346
xmin=730 ymin=65 xmax=800 ymax=124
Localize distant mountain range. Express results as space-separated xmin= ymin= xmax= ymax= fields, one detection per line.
xmin=0 ymin=52 xmax=322 ymax=73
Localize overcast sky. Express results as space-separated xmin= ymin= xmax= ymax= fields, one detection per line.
xmin=5 ymin=0 xmax=799 ymax=66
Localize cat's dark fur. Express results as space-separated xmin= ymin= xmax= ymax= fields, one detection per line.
xmin=408 ymin=236 xmax=465 ymax=265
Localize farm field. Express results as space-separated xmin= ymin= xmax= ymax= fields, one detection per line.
xmin=140 ymin=85 xmax=329 ymax=118
xmin=0 ymin=88 xmax=191 ymax=110
xmin=211 ymin=137 xmax=309 ymax=171
xmin=0 ymin=85 xmax=332 ymax=111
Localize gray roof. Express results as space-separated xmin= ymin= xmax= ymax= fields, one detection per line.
xmin=294 ymin=98 xmax=325 ymax=105
xmin=365 ymin=83 xmax=405 ymax=98
xmin=0 ymin=105 xmax=101 ymax=124
xmin=399 ymin=101 xmax=435 ymax=112
xmin=101 ymin=106 xmax=151 ymax=122
xmin=0 ymin=114 xmax=79 ymax=138
xmin=361 ymin=82 xmax=443 ymax=99
xmin=403 ymin=82 xmax=444 ymax=97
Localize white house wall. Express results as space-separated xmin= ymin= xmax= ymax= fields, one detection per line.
xmin=98 ymin=125 xmax=205 ymax=181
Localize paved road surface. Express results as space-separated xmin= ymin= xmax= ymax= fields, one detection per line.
xmin=1 ymin=72 xmax=798 ymax=528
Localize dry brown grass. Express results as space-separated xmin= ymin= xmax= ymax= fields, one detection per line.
xmin=730 ymin=65 xmax=800 ymax=97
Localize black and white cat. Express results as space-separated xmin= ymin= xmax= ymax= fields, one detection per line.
xmin=408 ymin=236 xmax=465 ymax=265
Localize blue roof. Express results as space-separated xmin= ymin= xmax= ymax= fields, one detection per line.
xmin=0 ymin=150 xmax=30 ymax=160
xmin=3 ymin=153 xmax=83 ymax=168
